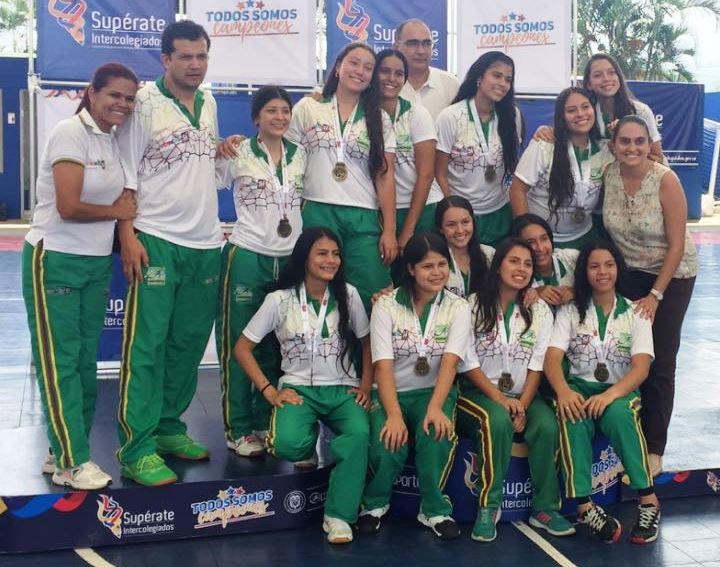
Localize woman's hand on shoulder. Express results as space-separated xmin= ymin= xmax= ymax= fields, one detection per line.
xmin=216 ymin=135 xmax=245 ymax=159
xmin=533 ymin=125 xmax=555 ymax=143
xmin=371 ymin=284 xmax=394 ymax=305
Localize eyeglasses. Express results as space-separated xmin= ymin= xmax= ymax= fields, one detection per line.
xmin=399 ymin=39 xmax=435 ymax=49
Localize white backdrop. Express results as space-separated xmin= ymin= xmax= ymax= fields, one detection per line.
xmin=187 ymin=0 xmax=317 ymax=86
xmin=456 ymin=0 xmax=572 ymax=94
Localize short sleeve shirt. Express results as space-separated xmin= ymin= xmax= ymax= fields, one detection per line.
xmin=532 ymin=248 xmax=579 ymax=288
xmin=399 ymin=67 xmax=460 ymax=120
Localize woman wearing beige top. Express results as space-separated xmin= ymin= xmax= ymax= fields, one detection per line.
xmin=602 ymin=115 xmax=697 ymax=477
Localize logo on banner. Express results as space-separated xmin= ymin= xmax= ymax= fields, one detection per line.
xmin=190 ymin=486 xmax=275 ymax=529
xmin=96 ymin=495 xmax=175 ymax=539
xmin=336 ymin=0 xmax=370 ymax=41
xmin=591 ymin=445 xmax=624 ymax=494
xmin=48 ymin=0 xmax=87 ymax=45
xmin=203 ymin=1 xmax=299 ymax=40
xmin=283 ymin=490 xmax=306 ymax=514
xmin=473 ymin=12 xmax=557 ymax=51
xmin=105 ymin=297 xmax=125 ymax=329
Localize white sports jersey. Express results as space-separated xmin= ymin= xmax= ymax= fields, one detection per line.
xmin=398 ymin=67 xmax=459 ymax=120
xmin=532 ymin=248 xmax=579 ymax=288
xmin=26 ymin=109 xmax=124 ymax=256
xmin=117 ymin=79 xmax=222 ymax=249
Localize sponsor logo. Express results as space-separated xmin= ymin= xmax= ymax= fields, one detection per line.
xmin=308 ymin=490 xmax=327 ymax=506
xmin=462 ymin=450 xmax=533 ymax=510
xmin=592 ymin=445 xmax=624 ymax=495
xmin=191 ymin=486 xmax=274 ymax=529
xmin=392 ymin=472 xmax=419 ymax=492
xmin=707 ymin=471 xmax=719 ymax=493
xmin=48 ymin=0 xmax=87 ymax=45
xmin=234 ymin=285 xmax=253 ymax=303
xmin=105 ymin=297 xmax=124 ymax=329
xmin=472 ymin=12 xmax=557 ymax=52
xmin=203 ymin=1 xmax=300 ymax=40
xmin=283 ymin=490 xmax=306 ymax=514
xmin=96 ymin=495 xmax=175 ymax=539
xmin=144 ymin=266 xmax=166 ymax=286
xmin=336 ymin=0 xmax=370 ymax=42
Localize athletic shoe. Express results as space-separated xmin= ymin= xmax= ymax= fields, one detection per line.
xmin=121 ymin=453 xmax=177 ymax=486
xmin=578 ymin=504 xmax=622 ymax=544
xmin=294 ymin=451 xmax=319 ymax=469
xmin=648 ymin=453 xmax=663 ymax=477
xmin=323 ymin=516 xmax=353 ymax=544
xmin=156 ymin=434 xmax=209 ymax=460
xmin=630 ymin=503 xmax=661 ymax=544
xmin=227 ymin=434 xmax=265 ymax=457
xmin=529 ymin=509 xmax=576 ymax=536
xmin=52 ymin=461 xmax=112 ymax=490
xmin=471 ymin=507 xmax=501 ymax=542
xmin=356 ymin=505 xmax=389 ymax=534
xmin=254 ymin=430 xmax=269 ymax=447
xmin=41 ymin=452 xmax=55 ymax=475
xmin=417 ymin=513 xmax=461 ymax=540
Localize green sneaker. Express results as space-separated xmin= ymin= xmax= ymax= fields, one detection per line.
xmin=529 ymin=510 xmax=576 ymax=536
xmin=121 ymin=454 xmax=177 ymax=486
xmin=156 ymin=434 xmax=210 ymax=460
xmin=472 ymin=507 xmax=501 ymax=542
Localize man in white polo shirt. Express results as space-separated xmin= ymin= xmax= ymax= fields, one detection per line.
xmin=395 ymin=19 xmax=459 ymax=119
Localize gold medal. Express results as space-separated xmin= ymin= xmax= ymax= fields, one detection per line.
xmin=498 ymin=371 xmax=514 ymax=393
xmin=573 ymin=208 xmax=586 ymax=223
xmin=484 ymin=165 xmax=497 ymax=183
xmin=332 ymin=162 xmax=348 ymax=182
xmin=277 ymin=218 xmax=292 ymax=238
xmin=594 ymin=362 xmax=610 ymax=382
xmin=414 ymin=356 xmax=430 ymax=376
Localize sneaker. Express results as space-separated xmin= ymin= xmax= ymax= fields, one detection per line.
xmin=529 ymin=509 xmax=576 ymax=536
xmin=41 ymin=452 xmax=55 ymax=475
xmin=648 ymin=453 xmax=663 ymax=477
xmin=578 ymin=504 xmax=622 ymax=544
xmin=294 ymin=451 xmax=319 ymax=469
xmin=356 ymin=505 xmax=389 ymax=534
xmin=471 ymin=507 xmax=501 ymax=542
xmin=156 ymin=434 xmax=209 ymax=460
xmin=630 ymin=503 xmax=661 ymax=544
xmin=254 ymin=430 xmax=269 ymax=446
xmin=121 ymin=453 xmax=177 ymax=486
xmin=323 ymin=515 xmax=353 ymax=544
xmin=52 ymin=461 xmax=112 ymax=490
xmin=227 ymin=434 xmax=265 ymax=457
xmin=417 ymin=513 xmax=461 ymax=540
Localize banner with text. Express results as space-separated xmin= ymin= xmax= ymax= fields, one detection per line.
xmin=325 ymin=0 xmax=447 ymax=73
xmin=456 ymin=0 xmax=571 ymax=94
xmin=188 ymin=0 xmax=317 ymax=86
xmin=37 ymin=0 xmax=174 ymax=81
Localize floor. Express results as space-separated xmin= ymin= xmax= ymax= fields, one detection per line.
xmin=1 ymin=229 xmax=719 ymax=566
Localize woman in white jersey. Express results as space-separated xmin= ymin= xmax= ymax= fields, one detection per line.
xmin=435 ymin=51 xmax=523 ymax=246
xmin=215 ymin=86 xmax=306 ymax=458
xmin=235 ymin=227 xmax=371 ymax=544
xmin=509 ymin=87 xmax=614 ymax=249
xmin=457 ymin=237 xmax=575 ymax=542
xmin=287 ymin=42 xmax=397 ymax=312
xmin=357 ymin=233 xmax=470 ymax=540
xmin=22 ymin=63 xmax=138 ymax=489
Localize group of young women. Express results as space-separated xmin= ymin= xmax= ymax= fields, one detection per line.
xmin=24 ymin=37 xmax=696 ymax=550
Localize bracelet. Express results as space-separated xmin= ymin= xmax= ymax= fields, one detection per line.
xmin=649 ymin=288 xmax=664 ymax=301
xmin=260 ymin=382 xmax=274 ymax=395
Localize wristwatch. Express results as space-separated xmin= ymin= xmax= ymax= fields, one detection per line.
xmin=649 ymin=288 xmax=664 ymax=301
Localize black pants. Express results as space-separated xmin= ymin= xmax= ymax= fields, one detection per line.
xmin=618 ymin=271 xmax=695 ymax=455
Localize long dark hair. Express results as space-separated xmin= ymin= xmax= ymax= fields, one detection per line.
xmin=583 ymin=53 xmax=637 ymax=121
xmin=547 ymin=87 xmax=601 ymax=224
xmin=434 ymin=196 xmax=490 ymax=295
xmin=251 ymin=85 xmax=292 ymax=125
xmin=274 ymin=227 xmax=356 ymax=376
xmin=573 ymin=239 xmax=627 ymax=324
xmin=376 ymin=48 xmax=409 ymax=83
xmin=452 ymin=51 xmax=522 ymax=175
xmin=76 ymin=62 xmax=139 ymax=114
xmin=472 ymin=237 xmax=533 ymax=336
xmin=399 ymin=232 xmax=452 ymax=298
xmin=323 ymin=42 xmax=387 ymax=180
xmin=509 ymin=213 xmax=555 ymax=247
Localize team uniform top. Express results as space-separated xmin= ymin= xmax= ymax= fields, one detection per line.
xmin=459 ymin=299 xmax=554 ymax=397
xmin=445 ymin=245 xmax=495 ymax=298
xmin=596 ymin=100 xmax=661 ymax=142
xmin=216 ymin=136 xmax=306 ymax=257
xmin=116 ymin=78 xmax=222 ymax=249
xmin=436 ymin=101 xmax=523 ymax=216
xmin=513 ymin=139 xmax=614 ymax=243
xmin=27 ymin=109 xmax=124 ymax=256
xmin=532 ymin=248 xmax=579 ymax=288
xmin=391 ymin=97 xmax=443 ymax=209
xmin=399 ymin=67 xmax=460 ymax=120
xmin=371 ymin=288 xmax=471 ymax=392
xmin=243 ymin=283 xmax=369 ymax=388
xmin=286 ymin=97 xmax=396 ymax=210
xmin=549 ymin=295 xmax=654 ymax=385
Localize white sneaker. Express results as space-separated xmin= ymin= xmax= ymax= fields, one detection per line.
xmin=254 ymin=430 xmax=269 ymax=447
xmin=227 ymin=434 xmax=265 ymax=457
xmin=323 ymin=515 xmax=353 ymax=544
xmin=52 ymin=461 xmax=112 ymax=490
xmin=294 ymin=451 xmax=319 ymax=469
xmin=417 ymin=513 xmax=461 ymax=540
xmin=649 ymin=453 xmax=663 ymax=477
xmin=41 ymin=452 xmax=55 ymax=475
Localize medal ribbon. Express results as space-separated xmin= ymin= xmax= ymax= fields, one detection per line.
xmin=412 ymin=293 xmax=442 ymax=360
xmin=467 ymin=99 xmax=498 ymax=170
xmin=258 ymin=139 xmax=290 ymax=222
xmin=568 ymin=140 xmax=592 ymax=211
xmin=496 ymin=304 xmax=520 ymax=377
xmin=448 ymin=249 xmax=470 ymax=297
xmin=299 ymin=283 xmax=331 ymax=381
xmin=595 ymin=102 xmax=608 ymax=138
xmin=587 ymin=295 xmax=617 ymax=368
xmin=331 ymin=95 xmax=358 ymax=168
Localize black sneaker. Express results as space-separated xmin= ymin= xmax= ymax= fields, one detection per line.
xmin=356 ymin=505 xmax=388 ymax=534
xmin=578 ymin=504 xmax=622 ymax=544
xmin=630 ymin=504 xmax=661 ymax=544
xmin=417 ymin=513 xmax=461 ymax=540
